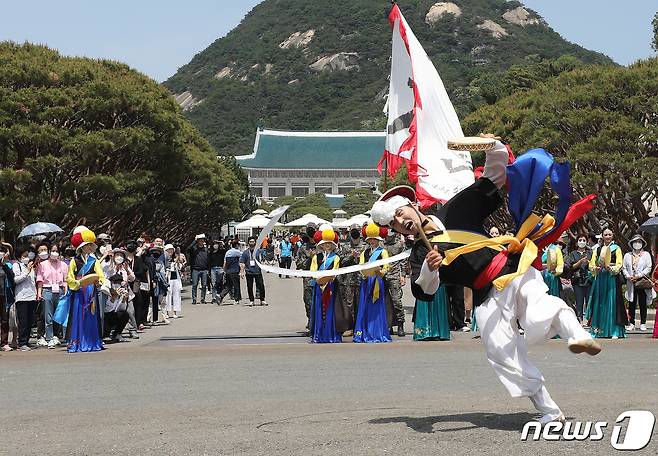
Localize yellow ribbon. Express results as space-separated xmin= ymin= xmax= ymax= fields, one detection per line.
xmin=373 ymin=279 xmax=380 ymax=302
xmin=441 ymin=214 xmax=556 ymax=291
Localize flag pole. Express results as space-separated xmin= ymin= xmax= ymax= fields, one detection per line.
xmin=383 ymin=154 xmax=388 ymax=191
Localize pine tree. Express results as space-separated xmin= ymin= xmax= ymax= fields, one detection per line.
xmin=0 ymin=43 xmax=246 ymax=242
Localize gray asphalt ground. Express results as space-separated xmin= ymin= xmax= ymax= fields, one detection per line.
xmin=1 ymin=272 xmax=656 ymax=456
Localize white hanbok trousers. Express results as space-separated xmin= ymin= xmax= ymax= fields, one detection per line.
xmin=476 ymin=267 xmax=592 ymax=417
xmin=166 ymin=279 xmax=182 ymax=313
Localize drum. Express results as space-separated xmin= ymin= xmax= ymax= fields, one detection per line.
xmin=447 ymin=136 xmax=496 ymax=152
xmin=78 ymin=273 xmax=100 ymax=287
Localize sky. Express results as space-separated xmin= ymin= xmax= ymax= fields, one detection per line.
xmin=0 ymin=0 xmax=655 ymax=82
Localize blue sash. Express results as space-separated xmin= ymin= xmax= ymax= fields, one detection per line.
xmin=53 ymin=256 xmax=96 ymax=326
xmin=369 ymin=248 xmax=383 ymax=263
xmin=319 ymin=252 xmax=337 ymax=271
xmin=311 ymin=252 xmax=336 ymax=288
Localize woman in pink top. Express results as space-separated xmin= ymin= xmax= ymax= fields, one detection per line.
xmin=653 ymin=253 xmax=658 ymax=338
xmin=36 ymin=244 xmax=68 ymax=348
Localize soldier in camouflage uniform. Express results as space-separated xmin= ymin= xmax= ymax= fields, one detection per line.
xmin=335 ymin=224 xmax=366 ymax=336
xmin=296 ymin=223 xmax=317 ymax=335
xmin=384 ymin=231 xmax=406 ymax=336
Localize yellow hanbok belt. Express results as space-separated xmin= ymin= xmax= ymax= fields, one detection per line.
xmin=440 ymin=214 xmax=556 ymax=291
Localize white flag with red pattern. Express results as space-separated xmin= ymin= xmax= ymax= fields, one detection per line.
xmin=378 ymin=4 xmax=474 ymax=207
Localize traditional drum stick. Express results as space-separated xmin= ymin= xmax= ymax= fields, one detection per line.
xmin=410 ymin=205 xmax=434 ymax=251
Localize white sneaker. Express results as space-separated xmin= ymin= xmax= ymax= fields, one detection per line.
xmin=568 ymin=338 xmax=602 ymax=356
xmin=249 ymin=301 xmax=255 ymax=307
xmin=537 ymin=412 xmax=565 ymax=424
xmin=625 ymin=324 xmax=635 ymax=331
xmin=52 ymin=336 xmax=61 ymax=346
xmin=612 ymin=336 xmax=619 ymax=339
xmin=461 ymin=326 xmax=471 ymax=332
xmin=36 ymin=337 xmax=48 ymax=347
xmin=47 ymin=339 xmax=57 ymax=349
xmin=640 ymin=324 xmax=647 ymax=331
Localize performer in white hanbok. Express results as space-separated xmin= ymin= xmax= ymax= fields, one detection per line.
xmin=370 ymin=137 xmax=601 ymax=423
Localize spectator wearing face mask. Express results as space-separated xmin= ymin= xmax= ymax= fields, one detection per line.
xmin=240 ymin=237 xmax=266 ymax=307
xmin=63 ymin=245 xmax=76 ymax=264
xmin=96 ymin=233 xmax=112 ymax=249
xmin=32 ymin=243 xmax=50 ymax=346
xmin=106 ymin=248 xmax=138 ymax=338
xmin=622 ymin=234 xmax=654 ymax=332
xmin=219 ymin=240 xmax=242 ymax=304
xmin=566 ymin=235 xmax=593 ymax=323
xmin=175 ymin=245 xmax=188 ymax=284
xmin=13 ymin=248 xmax=40 ymax=351
xmin=0 ymin=244 xmax=15 ymax=351
xmin=209 ymin=240 xmax=226 ymax=304
xmin=290 ymin=232 xmax=301 ymax=256
xmin=102 ymin=273 xmax=131 ymax=343
xmin=143 ymin=244 xmax=165 ymax=324
xmin=35 ymin=244 xmax=68 ymax=348
xmin=187 ymin=234 xmax=210 ymax=305
xmin=124 ymin=240 xmax=150 ymax=330
xmin=150 ymin=245 xmax=170 ymax=324
xmin=96 ymin=243 xmax=115 ymax=334
xmin=164 ymin=244 xmax=182 ymax=318
xmin=653 ymin=251 xmax=658 ymax=339
xmin=278 ymin=235 xmax=293 ymax=279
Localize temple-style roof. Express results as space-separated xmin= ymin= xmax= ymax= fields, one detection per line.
xmin=236 ymin=129 xmax=386 ymax=170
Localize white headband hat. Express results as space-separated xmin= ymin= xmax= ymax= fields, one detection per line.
xmin=370 ymin=195 xmax=412 ymax=227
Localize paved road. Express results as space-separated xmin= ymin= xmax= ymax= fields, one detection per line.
xmin=1 ymin=273 xmax=656 ymax=455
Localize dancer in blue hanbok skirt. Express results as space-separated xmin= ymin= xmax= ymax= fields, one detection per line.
xmin=586 ymin=229 xmax=627 ymax=339
xmin=310 ymin=225 xmax=341 ymax=343
xmin=354 ymin=224 xmax=393 ymax=343
xmin=65 ymin=226 xmax=105 ymax=353
xmin=413 ymin=283 xmax=450 ymax=341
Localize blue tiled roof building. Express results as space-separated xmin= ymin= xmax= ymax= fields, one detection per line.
xmin=237 ymin=129 xmax=385 ymax=200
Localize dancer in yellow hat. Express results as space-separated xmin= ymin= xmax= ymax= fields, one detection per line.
xmin=65 ymin=226 xmax=105 ymax=352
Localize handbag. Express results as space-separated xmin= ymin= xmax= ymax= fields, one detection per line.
xmin=634 ymin=276 xmax=654 ymax=290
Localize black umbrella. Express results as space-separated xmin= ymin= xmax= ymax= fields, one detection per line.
xmin=639 ymin=216 xmax=658 ymax=235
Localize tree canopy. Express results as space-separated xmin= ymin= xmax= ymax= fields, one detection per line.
xmin=463 ymin=58 xmax=658 ymax=242
xmin=0 ymin=42 xmax=245 ymax=243
xmin=272 ymin=193 xmax=334 ymax=223
xmin=342 ymin=188 xmax=377 ymax=217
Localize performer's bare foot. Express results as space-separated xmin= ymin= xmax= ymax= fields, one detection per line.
xmin=568 ymin=339 xmax=602 ymax=356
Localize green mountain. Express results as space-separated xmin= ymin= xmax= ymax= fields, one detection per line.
xmin=164 ymin=0 xmax=614 ymax=156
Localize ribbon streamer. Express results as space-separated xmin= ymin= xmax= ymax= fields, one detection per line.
xmin=253 ymin=205 xmax=411 ymax=278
